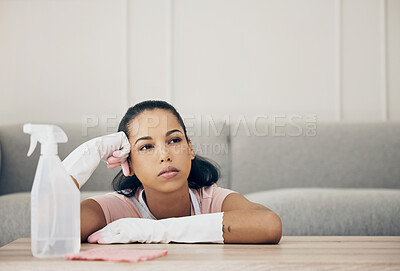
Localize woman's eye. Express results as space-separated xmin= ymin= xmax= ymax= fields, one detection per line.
xmin=169 ymin=138 xmax=182 ymax=144
xmin=139 ymin=144 xmax=153 ymax=151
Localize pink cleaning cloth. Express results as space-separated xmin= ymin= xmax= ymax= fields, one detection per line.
xmin=65 ymin=248 xmax=168 ymax=263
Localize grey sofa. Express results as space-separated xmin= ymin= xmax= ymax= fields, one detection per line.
xmin=1 ymin=121 xmax=399 ymax=247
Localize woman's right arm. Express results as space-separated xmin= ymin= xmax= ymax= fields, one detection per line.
xmin=71 ymin=176 xmax=107 ymax=242
xmin=80 ymin=199 xmax=107 ymax=242
xmin=62 ymin=132 xmax=130 ymax=190
xmin=63 ymin=132 xmax=130 ymax=242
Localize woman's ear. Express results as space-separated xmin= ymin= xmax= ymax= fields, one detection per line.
xmin=188 ymin=138 xmax=195 ymax=160
xmin=128 ymin=158 xmax=135 ymax=176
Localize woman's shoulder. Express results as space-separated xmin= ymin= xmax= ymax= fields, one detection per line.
xmin=88 ymin=190 xmax=142 ymax=224
xmin=112 ymin=188 xmax=143 ymax=201
xmin=90 ymin=190 xmax=139 ymax=202
xmin=196 ymin=183 xmax=236 ymax=199
xmin=194 ymin=183 xmax=237 ymax=213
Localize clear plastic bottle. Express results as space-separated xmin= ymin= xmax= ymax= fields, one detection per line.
xmin=24 ymin=124 xmax=80 ymax=258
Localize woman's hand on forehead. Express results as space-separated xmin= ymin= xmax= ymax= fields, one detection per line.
xmin=106 ymin=151 xmax=130 ymax=176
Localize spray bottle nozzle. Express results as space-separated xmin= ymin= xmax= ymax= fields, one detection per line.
xmin=23 ymin=123 xmax=68 ymax=156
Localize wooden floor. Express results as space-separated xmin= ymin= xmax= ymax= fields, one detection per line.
xmin=0 ymin=236 xmax=399 ymax=270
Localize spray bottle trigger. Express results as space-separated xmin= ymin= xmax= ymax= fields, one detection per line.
xmin=27 ymin=135 xmax=38 ymax=157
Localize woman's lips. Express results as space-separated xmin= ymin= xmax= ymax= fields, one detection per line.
xmin=159 ymin=171 xmax=179 ymax=179
xmin=158 ymin=166 xmax=179 ymax=179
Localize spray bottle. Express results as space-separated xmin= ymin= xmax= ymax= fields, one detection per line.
xmin=23 ymin=123 xmax=80 ymax=258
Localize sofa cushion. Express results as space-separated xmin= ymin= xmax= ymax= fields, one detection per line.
xmin=245 ymin=188 xmax=400 ymax=236
xmin=231 ymin=122 xmax=400 ymax=194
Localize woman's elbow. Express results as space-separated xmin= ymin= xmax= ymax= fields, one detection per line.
xmin=80 ymin=199 xmax=107 ymax=243
xmin=265 ymin=212 xmax=282 ymax=244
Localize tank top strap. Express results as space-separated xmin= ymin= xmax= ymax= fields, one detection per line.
xmin=129 ymin=188 xmax=201 ymax=219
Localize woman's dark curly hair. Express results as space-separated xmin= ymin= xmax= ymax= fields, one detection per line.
xmin=113 ymin=100 xmax=220 ymax=197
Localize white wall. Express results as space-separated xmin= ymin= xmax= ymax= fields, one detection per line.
xmin=0 ymin=0 xmax=127 ymax=128
xmin=0 ymin=0 xmax=399 ymax=126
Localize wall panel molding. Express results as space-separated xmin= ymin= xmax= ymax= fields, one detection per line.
xmin=380 ymin=0 xmax=388 ymax=121
xmin=335 ymin=0 xmax=342 ymax=121
xmin=122 ymin=0 xmax=130 ymax=110
xmin=128 ymin=0 xmax=171 ymax=105
xmin=387 ymin=0 xmax=400 ymax=120
xmin=342 ymin=0 xmax=382 ymax=122
xmin=166 ymin=0 xmax=174 ymax=104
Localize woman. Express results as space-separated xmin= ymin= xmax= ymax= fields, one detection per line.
xmin=63 ymin=100 xmax=282 ymax=244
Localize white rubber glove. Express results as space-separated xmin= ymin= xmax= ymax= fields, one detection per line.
xmin=62 ymin=132 xmax=131 ymax=189
xmin=87 ymin=213 xmax=224 ymax=244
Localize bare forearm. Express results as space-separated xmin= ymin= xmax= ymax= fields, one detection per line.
xmin=222 ymin=210 xmax=282 ymax=244
xmin=70 ymin=175 xmax=79 ymax=189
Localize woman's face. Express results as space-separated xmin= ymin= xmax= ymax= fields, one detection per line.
xmin=127 ymin=109 xmax=194 ymax=193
